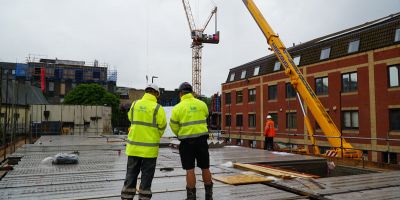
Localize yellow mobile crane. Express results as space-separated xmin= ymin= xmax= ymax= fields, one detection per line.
xmin=242 ymin=0 xmax=362 ymax=158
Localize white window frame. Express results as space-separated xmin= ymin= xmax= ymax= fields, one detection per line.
xmin=343 ymin=110 xmax=359 ymax=129
xmin=320 ymin=47 xmax=331 ymax=60
xmin=395 ymin=28 xmax=400 ymax=42
xmin=348 ymin=40 xmax=360 ymax=53
xmin=240 ymin=70 xmax=246 ymax=79
xmin=253 ymin=66 xmax=260 ymax=76
xmin=229 ymin=73 xmax=235 ymax=81
xmin=273 ymin=61 xmax=281 ymax=71
xmin=389 ymin=65 xmax=400 ymax=87
xmin=293 ymin=56 xmax=301 ymax=66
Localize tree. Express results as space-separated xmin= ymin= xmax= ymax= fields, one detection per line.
xmin=64 ymin=84 xmax=120 ymax=126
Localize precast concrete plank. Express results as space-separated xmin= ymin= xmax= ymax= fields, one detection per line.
xmin=0 ymin=136 xmax=327 ymax=199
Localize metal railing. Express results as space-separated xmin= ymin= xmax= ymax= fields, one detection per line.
xmin=215 ymin=128 xmax=400 ymax=163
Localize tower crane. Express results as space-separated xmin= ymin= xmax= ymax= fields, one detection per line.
xmin=182 ymin=0 xmax=220 ymax=95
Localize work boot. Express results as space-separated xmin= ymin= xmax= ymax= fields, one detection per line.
xmin=138 ymin=193 xmax=152 ymax=200
xmin=186 ymin=187 xmax=196 ymax=200
xmin=204 ymin=183 xmax=213 ymax=200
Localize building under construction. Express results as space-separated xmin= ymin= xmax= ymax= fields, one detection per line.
xmin=222 ymin=12 xmax=400 ymax=164
xmin=0 ymin=58 xmax=118 ymax=104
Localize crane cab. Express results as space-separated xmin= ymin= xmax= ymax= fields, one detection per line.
xmin=191 ymin=31 xmax=220 ymax=45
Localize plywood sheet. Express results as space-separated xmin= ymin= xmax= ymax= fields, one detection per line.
xmin=213 ymin=174 xmax=273 ymax=185
xmin=233 ymin=163 xmax=318 ymax=179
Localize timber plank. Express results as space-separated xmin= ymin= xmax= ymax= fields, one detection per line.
xmin=233 ymin=163 xmax=317 ymax=179
xmin=213 ymin=174 xmax=273 ymax=185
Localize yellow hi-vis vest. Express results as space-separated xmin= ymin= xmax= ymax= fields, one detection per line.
xmin=170 ymin=93 xmax=209 ymax=140
xmin=126 ymin=93 xmax=167 ymax=158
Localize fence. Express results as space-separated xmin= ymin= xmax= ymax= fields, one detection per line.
xmin=218 ymin=128 xmax=400 ymax=163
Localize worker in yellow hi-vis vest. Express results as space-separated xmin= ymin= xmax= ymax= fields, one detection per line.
xmin=170 ymin=82 xmax=213 ymax=200
xmin=121 ymin=84 xmax=167 ymax=200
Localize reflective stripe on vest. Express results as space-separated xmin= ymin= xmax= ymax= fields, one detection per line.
xmin=126 ymin=139 xmax=159 ymax=147
xmin=178 ymin=131 xmax=209 ymax=139
xmin=128 ymin=102 xmax=161 ymax=147
xmin=170 ymin=119 xmax=206 ymax=127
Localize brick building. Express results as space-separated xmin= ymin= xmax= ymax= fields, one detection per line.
xmin=221 ymin=13 xmax=400 ymax=164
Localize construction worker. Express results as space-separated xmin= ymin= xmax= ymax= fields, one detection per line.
xmin=264 ymin=115 xmax=276 ymax=151
xmin=170 ymin=82 xmax=213 ymax=200
xmin=121 ymin=84 xmax=167 ymax=200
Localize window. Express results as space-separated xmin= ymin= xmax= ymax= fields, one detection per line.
xmin=382 ymin=152 xmax=397 ymax=164
xmin=93 ymin=71 xmax=100 ymax=79
xmin=348 ymin=40 xmax=360 ymax=53
xmin=389 ymin=65 xmax=399 ymax=87
xmin=342 ymin=110 xmax=359 ymax=129
xmin=395 ymin=28 xmax=400 ymax=42
xmin=268 ymin=113 xmax=278 ymax=129
xmin=236 ymin=91 xmax=243 ymax=103
xmin=229 ymin=73 xmax=235 ymax=81
xmin=253 ymin=66 xmax=260 ymax=76
xmin=320 ymin=47 xmax=331 ymax=60
xmin=273 ymin=61 xmax=281 ymax=71
xmin=286 ymin=83 xmax=296 ymax=98
xmin=342 ymin=72 xmax=358 ymax=92
xmin=48 ymin=82 xmax=54 ymax=92
xmin=315 ymin=77 xmax=328 ymax=95
xmin=268 ymin=85 xmax=277 ymax=100
xmin=389 ymin=109 xmax=400 ymax=131
xmin=248 ymin=89 xmax=256 ymax=102
xmin=240 ymin=70 xmax=246 ymax=79
xmin=236 ymin=114 xmax=243 ymax=127
xmin=225 ymin=115 xmax=231 ymax=126
xmin=286 ymin=112 xmax=297 ymax=129
xmin=248 ymin=114 xmax=256 ymax=128
xmin=225 ymin=92 xmax=231 ymax=104
xmin=293 ymin=56 xmax=301 ymax=66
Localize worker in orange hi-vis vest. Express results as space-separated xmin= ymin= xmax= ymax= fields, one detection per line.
xmin=264 ymin=115 xmax=276 ymax=151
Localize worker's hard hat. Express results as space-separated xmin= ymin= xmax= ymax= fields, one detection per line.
xmin=145 ymin=83 xmax=160 ymax=94
xmin=266 ymin=115 xmax=272 ymax=119
xmin=178 ymin=82 xmax=193 ymax=92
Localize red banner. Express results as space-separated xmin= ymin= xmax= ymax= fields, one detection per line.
xmin=41 ymin=68 xmax=45 ymax=92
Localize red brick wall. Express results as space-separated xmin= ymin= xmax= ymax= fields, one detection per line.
xmin=221 ymin=46 xmax=400 ymax=159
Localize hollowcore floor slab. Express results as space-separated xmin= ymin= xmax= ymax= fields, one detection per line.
xmin=0 ymin=135 xmax=328 ymax=199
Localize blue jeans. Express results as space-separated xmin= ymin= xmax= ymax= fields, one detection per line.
xmin=121 ymin=156 xmax=157 ymax=200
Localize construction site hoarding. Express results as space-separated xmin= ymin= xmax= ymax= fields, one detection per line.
xmin=30 ymin=105 xmax=112 ymax=135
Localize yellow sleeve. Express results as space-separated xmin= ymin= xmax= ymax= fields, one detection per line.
xmin=157 ymin=106 xmax=167 ymax=137
xmin=169 ymin=106 xmax=180 ymax=136
xmin=127 ymin=101 xmax=136 ymax=122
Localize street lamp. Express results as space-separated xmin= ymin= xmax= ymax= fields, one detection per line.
xmin=151 ymin=76 xmax=158 ymax=83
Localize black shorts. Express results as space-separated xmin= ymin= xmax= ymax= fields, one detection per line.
xmin=178 ymin=135 xmax=210 ymax=170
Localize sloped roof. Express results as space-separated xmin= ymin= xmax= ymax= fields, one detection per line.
xmin=225 ymin=12 xmax=400 ymax=83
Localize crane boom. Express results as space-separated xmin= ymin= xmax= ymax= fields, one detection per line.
xmin=202 ymin=7 xmax=217 ymax=31
xmin=182 ymin=0 xmax=196 ymax=32
xmin=242 ymin=0 xmax=361 ymax=158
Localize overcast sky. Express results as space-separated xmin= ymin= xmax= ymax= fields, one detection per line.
xmin=0 ymin=0 xmax=399 ymax=96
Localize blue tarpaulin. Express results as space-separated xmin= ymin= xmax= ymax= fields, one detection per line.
xmin=16 ymin=63 xmax=28 ymax=77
